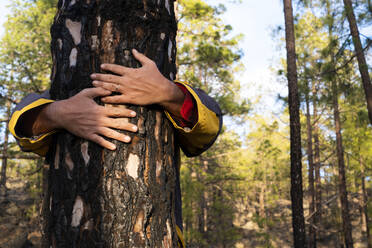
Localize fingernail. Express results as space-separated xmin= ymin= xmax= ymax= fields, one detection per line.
xmin=132 ymin=126 xmax=138 ymax=132
xmin=90 ymin=74 xmax=96 ymax=79
xmin=132 ymin=49 xmax=138 ymax=53
xmin=130 ymin=111 xmax=136 ymax=117
xmin=110 ymin=144 xmax=116 ymax=150
xmin=101 ymin=64 xmax=106 ymax=69
xmin=92 ymin=81 xmax=98 ymax=85
xmin=124 ymin=136 xmax=131 ymax=142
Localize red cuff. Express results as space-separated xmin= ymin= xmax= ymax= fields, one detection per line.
xmin=174 ymin=83 xmax=198 ymax=127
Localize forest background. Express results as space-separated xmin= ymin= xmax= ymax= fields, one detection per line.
xmin=0 ymin=0 xmax=371 ymax=247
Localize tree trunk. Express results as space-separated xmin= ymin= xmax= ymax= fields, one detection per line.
xmin=0 ymin=101 xmax=11 ymax=191
xmin=197 ymin=158 xmax=206 ymax=238
xmin=343 ymin=0 xmax=372 ymax=124
xmin=312 ymin=81 xmax=322 ymax=241
xmin=359 ymin=157 xmax=372 ymax=248
xmin=332 ymin=79 xmax=354 ymax=248
xmin=283 ymin=0 xmax=306 ymax=247
xmin=305 ymin=86 xmax=316 ymax=248
xmin=46 ymin=0 xmax=179 ymax=247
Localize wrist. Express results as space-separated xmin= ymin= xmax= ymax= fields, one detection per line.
xmin=161 ymin=79 xmax=185 ymax=105
xmin=33 ymin=101 xmax=63 ymax=135
xmin=160 ymin=80 xmax=185 ymax=117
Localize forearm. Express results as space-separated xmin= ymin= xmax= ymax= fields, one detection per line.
xmin=17 ymin=102 xmax=60 ymax=137
xmin=159 ymin=80 xmax=185 ymax=119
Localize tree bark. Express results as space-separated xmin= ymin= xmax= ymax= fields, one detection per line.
xmin=283 ymin=0 xmax=306 ymax=247
xmin=0 ymin=101 xmax=11 ymax=190
xmin=332 ymin=79 xmax=354 ymax=248
xmin=197 ymin=158 xmax=206 ymax=237
xmin=312 ymin=82 xmax=322 ymax=233
xmin=343 ymin=0 xmax=372 ymax=124
xmin=305 ymin=85 xmax=316 ymax=248
xmin=46 ymin=0 xmax=179 ymax=247
xmin=359 ymin=157 xmax=372 ymax=248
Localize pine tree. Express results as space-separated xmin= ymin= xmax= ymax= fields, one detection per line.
xmin=342 ymin=0 xmax=372 ymax=124
xmin=45 ymin=0 xmax=179 ymax=246
xmin=283 ymin=0 xmax=306 ymax=246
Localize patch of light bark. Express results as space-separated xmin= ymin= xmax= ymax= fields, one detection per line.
xmin=71 ymin=196 xmax=84 ymax=227
xmin=65 ymin=19 xmax=82 ymax=45
xmin=65 ymin=149 xmax=74 ymax=171
xmin=168 ymin=39 xmax=172 ymax=62
xmin=69 ymin=48 xmax=78 ymax=67
xmin=57 ymin=39 xmax=63 ymax=50
xmin=54 ymin=144 xmax=60 ymax=169
xmin=126 ymin=153 xmax=139 ymax=179
xmin=97 ymin=16 xmax=101 ymax=27
xmin=91 ymin=35 xmax=99 ymax=51
xmin=165 ymin=0 xmax=170 ymax=14
xmin=81 ymin=141 xmax=90 ymax=165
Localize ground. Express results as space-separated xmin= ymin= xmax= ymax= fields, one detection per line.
xmin=0 ymin=177 xmax=42 ymax=248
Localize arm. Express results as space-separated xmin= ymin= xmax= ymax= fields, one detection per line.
xmin=165 ymin=81 xmax=222 ymax=157
xmin=10 ymin=49 xmax=221 ymax=157
xmin=92 ymin=49 xmax=222 ymax=157
xmin=9 ymin=88 xmax=138 ymax=156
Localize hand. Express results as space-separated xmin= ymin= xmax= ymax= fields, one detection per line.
xmin=90 ymin=49 xmax=185 ymax=117
xmin=40 ymin=87 xmax=138 ymax=150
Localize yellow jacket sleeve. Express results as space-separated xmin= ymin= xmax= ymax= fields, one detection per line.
xmin=165 ymin=81 xmax=223 ymax=157
xmin=8 ymin=91 xmax=56 ymax=156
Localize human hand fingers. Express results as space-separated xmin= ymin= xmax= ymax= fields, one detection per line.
xmin=89 ymin=134 xmax=117 ymax=150
xmin=92 ymin=81 xmax=123 ymax=93
xmin=80 ymin=87 xmax=112 ymax=99
xmin=101 ymin=105 xmax=136 ymax=118
xmin=132 ymin=49 xmax=154 ymax=66
xmin=96 ymin=127 xmax=131 ymax=143
xmin=100 ymin=63 xmax=133 ymax=76
xmin=90 ymin=73 xmax=122 ymax=84
xmin=101 ymin=117 xmax=138 ymax=133
xmin=101 ymin=95 xmax=131 ymax=104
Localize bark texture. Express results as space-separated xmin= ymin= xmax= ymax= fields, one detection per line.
xmin=46 ymin=0 xmax=179 ymax=247
xmin=0 ymin=101 xmax=11 ymax=191
xmin=305 ymin=87 xmax=316 ymax=248
xmin=332 ymin=79 xmax=353 ymax=248
xmin=283 ymin=0 xmax=306 ymax=247
xmin=343 ymin=0 xmax=372 ymax=124
xmin=359 ymin=158 xmax=371 ymax=248
xmin=312 ymin=82 xmax=321 ymax=235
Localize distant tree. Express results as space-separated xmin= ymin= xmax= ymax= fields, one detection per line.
xmin=342 ymin=0 xmax=372 ymax=125
xmin=322 ymin=1 xmax=354 ymax=246
xmin=283 ymin=0 xmax=306 ymax=247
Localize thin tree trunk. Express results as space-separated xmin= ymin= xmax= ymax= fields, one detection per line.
xmin=283 ymin=0 xmax=306 ymax=246
xmin=305 ymin=85 xmax=316 ymax=248
xmin=197 ymin=158 xmax=206 ymax=238
xmin=45 ymin=0 xmax=179 ymax=247
xmin=332 ymin=79 xmax=354 ymax=248
xmin=312 ymin=82 xmax=322 ymax=239
xmin=0 ymin=101 xmax=11 ymax=190
xmin=343 ymin=0 xmax=372 ymax=124
xmin=360 ymin=157 xmax=372 ymax=248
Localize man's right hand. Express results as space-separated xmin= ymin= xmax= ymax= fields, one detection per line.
xmin=27 ymin=87 xmax=138 ymax=150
